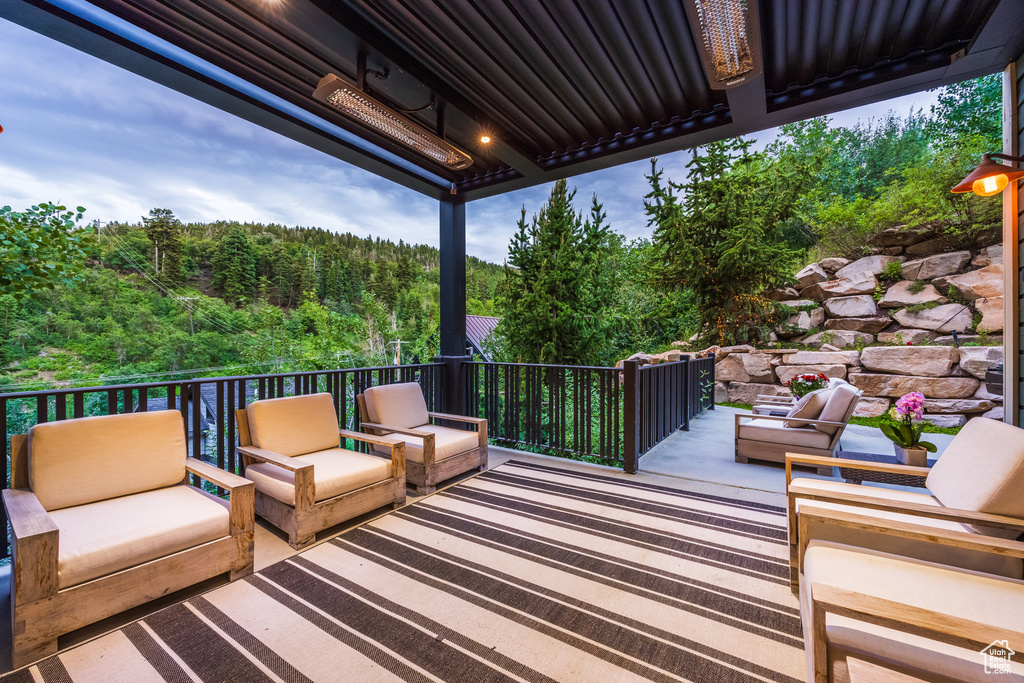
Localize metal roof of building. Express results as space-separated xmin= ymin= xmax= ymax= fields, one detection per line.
xmin=466 ymin=315 xmax=500 ymax=360
xmin=6 ymin=1 xmax=1024 ymax=200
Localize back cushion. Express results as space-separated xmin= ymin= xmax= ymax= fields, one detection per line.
xmin=927 ymin=417 xmax=1024 ymax=536
xmin=29 ymin=410 xmax=187 ymax=511
xmin=246 ymin=393 xmax=339 ymax=457
xmin=363 ymin=383 xmax=430 ymax=430
xmin=784 ymin=388 xmax=832 ymax=428
xmin=814 ymin=384 xmax=860 ymax=435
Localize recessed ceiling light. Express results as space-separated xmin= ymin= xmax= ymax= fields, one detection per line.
xmin=479 ymin=136 xmax=491 ymax=144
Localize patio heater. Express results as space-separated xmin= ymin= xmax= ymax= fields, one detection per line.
xmin=312 ymin=72 xmax=474 ymax=170
xmin=683 ymin=0 xmax=763 ymax=89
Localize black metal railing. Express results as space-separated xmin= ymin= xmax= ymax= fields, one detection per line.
xmin=463 ymin=361 xmax=623 ymax=464
xmin=636 ymin=356 xmax=716 ymax=455
xmin=0 ymin=363 xmax=443 ymax=559
xmin=463 ymin=357 xmax=715 ymax=472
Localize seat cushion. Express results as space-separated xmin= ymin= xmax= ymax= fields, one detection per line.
xmin=48 ymin=485 xmax=229 ymax=589
xmin=372 ymin=424 xmax=479 ymax=463
xmin=815 ymin=384 xmax=860 ymax=435
xmin=793 ymin=481 xmax=1023 ymax=578
xmin=29 ymin=411 xmax=187 ymax=512
xmin=801 ymin=540 xmax=1024 ymax=681
xmin=246 ymin=393 xmax=339 ymax=457
xmin=925 ymin=417 xmax=1024 ymax=537
xmin=737 ymin=419 xmax=833 ymax=450
xmin=785 ymin=388 xmax=832 ymax=428
xmin=363 ymin=383 xmax=430 ymax=430
xmin=245 ymin=448 xmax=393 ymax=506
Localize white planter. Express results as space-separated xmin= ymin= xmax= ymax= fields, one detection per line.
xmin=894 ymin=444 xmax=927 ymax=467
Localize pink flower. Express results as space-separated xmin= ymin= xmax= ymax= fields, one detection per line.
xmin=895 ymin=392 xmax=925 ymax=420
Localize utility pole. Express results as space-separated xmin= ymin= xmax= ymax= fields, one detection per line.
xmin=176 ymin=297 xmax=199 ymax=334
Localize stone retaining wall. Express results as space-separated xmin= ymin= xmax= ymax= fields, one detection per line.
xmin=712 ymin=344 xmax=1003 ymax=427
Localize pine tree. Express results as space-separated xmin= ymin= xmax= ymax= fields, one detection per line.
xmin=494 ymin=179 xmax=619 ymax=365
xmin=142 ymin=208 xmax=183 ymax=283
xmin=645 ymin=139 xmax=800 ymax=345
xmin=212 ymin=226 xmax=257 ymax=305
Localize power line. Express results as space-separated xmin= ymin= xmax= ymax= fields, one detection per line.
xmin=103 ymin=232 xmax=247 ymax=336
xmin=0 ymin=359 xmax=305 ymax=391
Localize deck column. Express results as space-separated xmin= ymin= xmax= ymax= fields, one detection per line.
xmin=438 ymin=197 xmax=469 ymax=415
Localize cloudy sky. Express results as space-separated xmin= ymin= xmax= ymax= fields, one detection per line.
xmin=0 ymin=16 xmax=941 ymax=264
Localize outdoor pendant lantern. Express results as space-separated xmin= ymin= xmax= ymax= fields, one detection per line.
xmin=683 ymin=0 xmax=763 ymax=89
xmin=952 ymin=153 xmax=1024 ymax=196
xmin=313 ymin=72 xmax=474 ymax=170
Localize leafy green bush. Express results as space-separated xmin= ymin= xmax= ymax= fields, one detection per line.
xmin=907 ymin=280 xmax=925 ymax=294
xmin=880 ymin=260 xmax=904 ymax=282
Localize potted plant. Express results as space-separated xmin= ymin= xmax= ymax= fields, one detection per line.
xmin=786 ymin=373 xmax=829 ymax=399
xmin=881 ymin=392 xmax=937 ymax=466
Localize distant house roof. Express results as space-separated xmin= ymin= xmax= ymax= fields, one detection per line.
xmin=466 ymin=316 xmax=499 ymax=361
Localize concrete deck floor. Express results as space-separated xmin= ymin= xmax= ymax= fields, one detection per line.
xmin=639 ymin=405 xmax=955 ymax=494
xmin=0 ymin=410 xmax=950 ymax=673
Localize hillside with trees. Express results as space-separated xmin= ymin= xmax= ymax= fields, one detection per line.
xmin=0 ymin=214 xmax=502 ymax=390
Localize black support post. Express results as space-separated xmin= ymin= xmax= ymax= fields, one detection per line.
xmin=623 ymin=359 xmax=640 ymax=474
xmin=438 ymin=197 xmax=469 ymax=415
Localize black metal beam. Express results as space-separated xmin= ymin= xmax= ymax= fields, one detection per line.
xmin=438 ymin=197 xmax=467 ymax=357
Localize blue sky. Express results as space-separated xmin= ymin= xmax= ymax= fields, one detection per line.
xmin=0 ymin=17 xmax=940 ymax=264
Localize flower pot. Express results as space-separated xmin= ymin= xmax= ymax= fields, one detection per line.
xmin=894 ymin=444 xmax=927 ymax=467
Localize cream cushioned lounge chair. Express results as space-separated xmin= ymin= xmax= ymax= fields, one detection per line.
xmin=786 ymin=417 xmax=1024 ymax=588
xmin=357 ymin=382 xmax=487 ymax=495
xmin=235 ymin=392 xmax=406 ymax=550
xmin=796 ymin=505 xmax=1024 ymax=682
xmin=736 ymin=382 xmax=862 ymax=475
xmin=3 ymin=410 xmax=254 ymax=668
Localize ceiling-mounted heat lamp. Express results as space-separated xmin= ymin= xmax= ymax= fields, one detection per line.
xmin=683 ymin=0 xmax=763 ymax=89
xmin=313 ymin=73 xmax=474 ymax=170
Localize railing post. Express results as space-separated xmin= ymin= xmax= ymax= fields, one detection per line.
xmin=682 ymin=358 xmax=691 ymax=432
xmin=623 ymin=359 xmax=640 ymax=474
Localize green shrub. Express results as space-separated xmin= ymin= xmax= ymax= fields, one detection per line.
xmin=880 ymin=261 xmax=904 ymax=282
xmin=907 ymin=279 xmax=925 ymax=294
xmin=905 ymin=301 xmax=939 ymax=314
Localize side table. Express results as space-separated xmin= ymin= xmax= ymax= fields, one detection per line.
xmin=835 ymin=450 xmax=936 ymax=488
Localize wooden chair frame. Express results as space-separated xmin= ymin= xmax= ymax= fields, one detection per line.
xmin=797 ymin=506 xmax=1024 ymax=682
xmin=785 ymin=452 xmax=1024 ymax=589
xmin=735 ymin=413 xmax=852 ymax=475
xmin=235 ymin=410 xmax=406 ymax=550
xmin=356 ymin=394 xmax=487 ymax=495
xmin=751 ymin=394 xmax=797 ymax=416
xmin=4 ymin=434 xmax=255 ymax=669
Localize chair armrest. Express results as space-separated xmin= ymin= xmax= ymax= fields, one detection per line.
xmin=186 ymin=459 xmax=255 ymax=540
xmin=786 ymin=453 xmax=930 ymax=478
xmin=237 ymin=446 xmax=311 ymax=472
xmin=340 ymin=429 xmax=403 ymax=449
xmin=3 ymin=489 xmax=59 ymax=602
xmin=756 ymin=395 xmax=795 ymax=404
xmin=736 ymin=413 xmax=847 ymax=428
xmin=359 ymin=422 xmax=432 ymax=438
xmin=3 ymin=489 xmax=57 ymax=542
xmin=186 ymin=458 xmax=251 ymax=491
xmin=427 ymin=412 xmax=486 ymax=426
xmin=341 ymin=429 xmax=406 ymax=481
xmin=790 ymin=481 xmax=1024 ymax=535
xmin=808 ymin=582 xmax=1024 ymax=664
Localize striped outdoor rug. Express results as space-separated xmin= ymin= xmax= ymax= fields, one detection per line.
xmin=6 ymin=460 xmax=805 ymax=683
